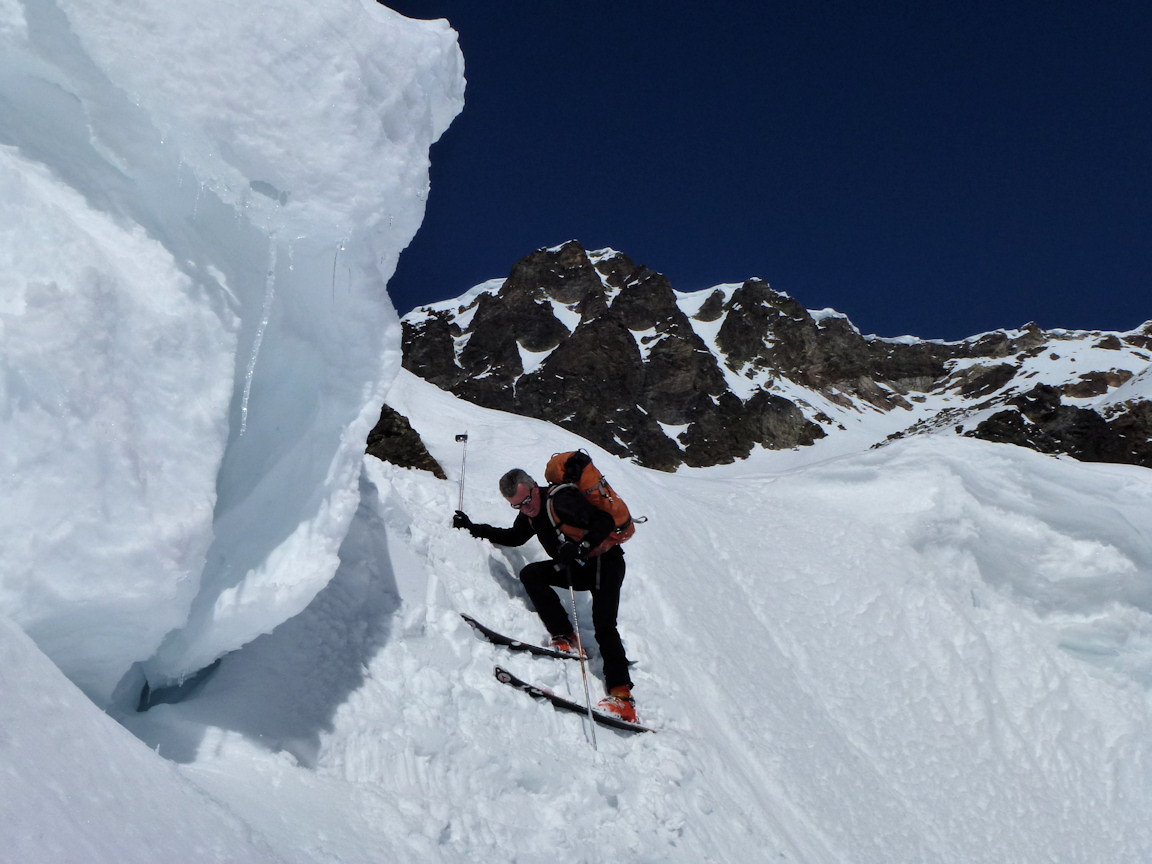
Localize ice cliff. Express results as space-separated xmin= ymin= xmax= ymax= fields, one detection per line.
xmin=0 ymin=0 xmax=464 ymax=705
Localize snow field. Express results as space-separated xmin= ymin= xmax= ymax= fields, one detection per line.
xmin=114 ymin=370 xmax=1152 ymax=863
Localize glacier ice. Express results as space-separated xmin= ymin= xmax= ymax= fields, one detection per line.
xmin=0 ymin=0 xmax=464 ymax=704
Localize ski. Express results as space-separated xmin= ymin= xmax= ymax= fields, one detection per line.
xmin=461 ymin=613 xmax=585 ymax=661
xmin=493 ymin=665 xmax=654 ymax=734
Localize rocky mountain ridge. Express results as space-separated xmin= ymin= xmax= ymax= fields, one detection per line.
xmin=393 ymin=241 xmax=1152 ymax=471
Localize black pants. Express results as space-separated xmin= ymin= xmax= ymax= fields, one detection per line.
xmin=519 ymin=547 xmax=632 ymax=692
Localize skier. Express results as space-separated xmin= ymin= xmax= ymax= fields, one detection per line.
xmin=453 ymin=467 xmax=637 ymax=723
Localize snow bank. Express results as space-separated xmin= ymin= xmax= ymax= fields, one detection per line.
xmin=0 ymin=0 xmax=463 ymax=704
xmin=0 ymin=614 xmax=285 ymax=863
xmin=0 ymin=148 xmax=231 ymax=703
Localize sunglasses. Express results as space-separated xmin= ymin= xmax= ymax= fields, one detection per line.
xmin=511 ymin=487 xmax=535 ymax=509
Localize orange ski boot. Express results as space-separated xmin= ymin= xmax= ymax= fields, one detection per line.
xmin=597 ymin=686 xmax=638 ymax=724
xmin=548 ymin=632 xmax=587 ymax=659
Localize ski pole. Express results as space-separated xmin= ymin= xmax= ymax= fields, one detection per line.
xmin=455 ymin=433 xmax=468 ymax=511
xmin=567 ymin=580 xmax=598 ymax=752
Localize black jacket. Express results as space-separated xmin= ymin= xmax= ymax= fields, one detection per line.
xmin=470 ymin=485 xmax=615 ymax=559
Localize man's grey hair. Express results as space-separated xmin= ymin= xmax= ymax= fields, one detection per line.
xmin=499 ymin=468 xmax=535 ymax=499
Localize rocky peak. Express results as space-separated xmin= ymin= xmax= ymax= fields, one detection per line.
xmin=396 ymin=241 xmax=1152 ymax=472
xmin=502 ymin=240 xmax=608 ymax=308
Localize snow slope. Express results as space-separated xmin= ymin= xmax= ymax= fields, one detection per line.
xmin=0 ymin=615 xmax=288 ymax=864
xmin=112 ymin=369 xmax=1152 ymax=863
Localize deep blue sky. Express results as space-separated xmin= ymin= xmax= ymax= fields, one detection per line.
xmin=384 ymin=2 xmax=1151 ymax=340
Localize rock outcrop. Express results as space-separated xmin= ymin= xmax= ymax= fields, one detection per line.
xmin=366 ymin=404 xmax=446 ymax=478
xmin=967 ymin=383 xmax=1152 ymax=469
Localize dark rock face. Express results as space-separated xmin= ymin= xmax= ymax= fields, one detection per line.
xmin=679 ymin=390 xmax=823 ymax=467
xmin=401 ymin=241 xmax=821 ymax=470
xmin=1063 ymin=370 xmax=1133 ymax=399
xmin=953 ymin=364 xmax=1018 ymax=399
xmin=401 ymin=310 xmax=458 ymax=389
xmin=968 ymin=384 xmax=1152 ymax=468
xmin=711 ymin=279 xmax=975 ymax=411
xmin=400 ymin=241 xmax=1152 ymax=472
xmin=366 ymin=404 xmax=446 ymax=478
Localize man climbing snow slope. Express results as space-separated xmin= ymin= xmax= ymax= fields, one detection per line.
xmin=453 ymin=467 xmax=637 ymax=722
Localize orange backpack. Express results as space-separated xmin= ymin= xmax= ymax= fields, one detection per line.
xmin=544 ymin=450 xmax=636 ymax=556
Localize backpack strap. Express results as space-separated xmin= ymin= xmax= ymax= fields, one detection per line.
xmin=545 ymin=483 xmax=575 ymax=532
xmin=545 ymin=484 xmax=592 ymax=550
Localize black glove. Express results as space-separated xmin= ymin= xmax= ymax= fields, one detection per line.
xmin=452 ymin=510 xmax=474 ymax=532
xmin=555 ymin=540 xmax=584 ymax=569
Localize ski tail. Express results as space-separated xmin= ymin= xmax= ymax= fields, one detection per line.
xmin=461 ymin=613 xmax=584 ymax=661
xmin=493 ymin=665 xmax=654 ymax=734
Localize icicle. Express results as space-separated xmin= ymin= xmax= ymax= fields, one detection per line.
xmin=192 ymin=179 xmax=204 ymax=221
xmin=331 ymin=238 xmax=348 ymax=302
xmin=239 ymin=236 xmax=277 ymax=436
